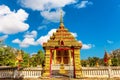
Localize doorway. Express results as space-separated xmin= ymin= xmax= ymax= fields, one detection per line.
xmin=50 ymin=48 xmax=74 ymax=78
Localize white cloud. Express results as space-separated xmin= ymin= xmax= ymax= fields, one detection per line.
xmin=107 ymin=40 xmax=114 ymax=44
xmin=24 ymin=30 xmax=37 ymax=38
xmin=82 ymin=43 xmax=95 ymax=50
xmin=41 ymin=9 xmax=65 ymax=22
xmin=0 ymin=5 xmax=29 ymax=34
xmin=0 ymin=35 xmax=8 ymax=41
xmin=76 ymin=1 xmax=93 ymax=8
xmin=71 ymin=32 xmax=77 ymax=37
xmin=12 ymin=38 xmax=21 ymax=44
xmin=38 ymin=25 xmax=47 ymax=30
xmin=31 ymin=52 xmax=37 ymax=56
xmin=12 ymin=29 xmax=57 ymax=48
xmin=12 ymin=30 xmax=38 ymax=48
xmin=20 ymin=38 xmax=37 ymax=47
xmin=19 ymin=0 xmax=77 ymax=23
xmin=19 ymin=0 xmax=77 ymax=11
xmin=79 ymin=41 xmax=95 ymax=50
xmin=37 ymin=29 xmax=57 ymax=45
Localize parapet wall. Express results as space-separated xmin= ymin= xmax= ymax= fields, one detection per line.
xmin=0 ymin=66 xmax=120 ymax=78
xmin=82 ymin=67 xmax=120 ymax=78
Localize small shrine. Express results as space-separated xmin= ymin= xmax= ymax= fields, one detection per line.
xmin=16 ymin=50 xmax=23 ymax=70
xmin=42 ymin=11 xmax=82 ymax=78
xmin=104 ymin=50 xmax=111 ymax=66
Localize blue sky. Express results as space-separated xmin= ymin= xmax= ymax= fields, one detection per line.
xmin=0 ymin=0 xmax=120 ymax=59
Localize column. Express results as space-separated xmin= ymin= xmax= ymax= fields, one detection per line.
xmin=42 ymin=49 xmax=51 ymax=77
xmin=69 ymin=50 xmax=71 ymax=65
xmin=74 ymin=49 xmax=82 ymax=78
xmin=54 ymin=50 xmax=56 ymax=65
xmin=59 ymin=51 xmax=65 ymax=74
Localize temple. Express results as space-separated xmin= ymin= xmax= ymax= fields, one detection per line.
xmin=42 ymin=11 xmax=82 ymax=78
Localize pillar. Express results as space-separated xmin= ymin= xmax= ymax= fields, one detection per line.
xmin=54 ymin=50 xmax=56 ymax=65
xmin=74 ymin=49 xmax=82 ymax=78
xmin=42 ymin=49 xmax=51 ymax=77
xmin=69 ymin=50 xmax=72 ymax=64
xmin=59 ymin=51 xmax=66 ymax=74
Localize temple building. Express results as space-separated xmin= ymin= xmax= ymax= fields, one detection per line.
xmin=42 ymin=12 xmax=82 ymax=78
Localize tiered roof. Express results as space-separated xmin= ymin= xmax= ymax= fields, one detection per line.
xmin=43 ymin=11 xmax=82 ymax=48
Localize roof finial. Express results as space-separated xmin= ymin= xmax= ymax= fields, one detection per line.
xmin=60 ymin=9 xmax=64 ymax=28
xmin=60 ymin=10 xmax=63 ymax=23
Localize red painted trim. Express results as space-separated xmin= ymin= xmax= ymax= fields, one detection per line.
xmin=72 ymin=49 xmax=75 ymax=78
xmin=50 ymin=49 xmax=52 ymax=77
xmin=50 ymin=48 xmax=70 ymax=50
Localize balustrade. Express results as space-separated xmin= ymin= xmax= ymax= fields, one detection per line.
xmin=0 ymin=67 xmax=120 ymax=78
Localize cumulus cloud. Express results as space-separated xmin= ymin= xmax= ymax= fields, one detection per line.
xmin=19 ymin=0 xmax=77 ymax=11
xmin=71 ymin=32 xmax=77 ymax=37
xmin=79 ymin=41 xmax=95 ymax=50
xmin=31 ymin=52 xmax=37 ymax=55
xmin=107 ymin=40 xmax=114 ymax=44
xmin=20 ymin=38 xmax=37 ymax=47
xmin=0 ymin=35 xmax=8 ymax=41
xmin=41 ymin=9 xmax=65 ymax=22
xmin=19 ymin=0 xmax=77 ymax=23
xmin=38 ymin=25 xmax=47 ymax=30
xmin=24 ymin=30 xmax=37 ymax=38
xmin=76 ymin=1 xmax=93 ymax=8
xmin=82 ymin=43 xmax=95 ymax=50
xmin=37 ymin=29 xmax=57 ymax=45
xmin=12 ymin=30 xmax=38 ymax=48
xmin=12 ymin=38 xmax=21 ymax=44
xmin=0 ymin=5 xmax=29 ymax=34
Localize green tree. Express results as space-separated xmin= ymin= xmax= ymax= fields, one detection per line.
xmin=21 ymin=52 xmax=30 ymax=67
xmin=81 ymin=60 xmax=88 ymax=67
xmin=111 ymin=58 xmax=118 ymax=66
xmin=99 ymin=59 xmax=104 ymax=66
xmin=0 ymin=47 xmax=5 ymax=66
xmin=30 ymin=50 xmax=45 ymax=67
xmin=0 ymin=46 xmax=16 ymax=66
xmin=36 ymin=50 xmax=45 ymax=66
xmin=88 ymin=57 xmax=100 ymax=67
xmin=30 ymin=54 xmax=37 ymax=67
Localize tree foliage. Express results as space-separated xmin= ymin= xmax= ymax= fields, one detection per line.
xmin=30 ymin=50 xmax=45 ymax=67
xmin=0 ymin=44 xmax=45 ymax=67
xmin=81 ymin=57 xmax=103 ymax=67
xmin=0 ymin=46 xmax=16 ymax=66
xmin=21 ymin=52 xmax=30 ymax=67
xmin=111 ymin=58 xmax=118 ymax=66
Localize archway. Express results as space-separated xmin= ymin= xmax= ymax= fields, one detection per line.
xmin=50 ymin=48 xmax=74 ymax=78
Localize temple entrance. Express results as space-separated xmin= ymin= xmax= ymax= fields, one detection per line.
xmin=50 ymin=48 xmax=74 ymax=78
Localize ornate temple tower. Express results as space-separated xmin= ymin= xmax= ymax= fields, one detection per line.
xmin=42 ymin=11 xmax=82 ymax=78
xmin=104 ymin=50 xmax=111 ymax=66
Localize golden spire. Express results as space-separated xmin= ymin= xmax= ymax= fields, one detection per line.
xmin=60 ymin=9 xmax=64 ymax=28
